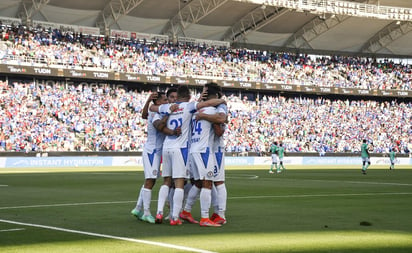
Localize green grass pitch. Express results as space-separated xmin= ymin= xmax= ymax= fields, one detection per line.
xmin=1 ymin=165 xmax=412 ymax=252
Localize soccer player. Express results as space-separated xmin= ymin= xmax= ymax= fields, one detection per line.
xmin=191 ymin=83 xmax=228 ymax=225
xmin=131 ymin=91 xmax=179 ymax=223
xmin=277 ymin=143 xmax=286 ymax=172
xmin=180 ymin=83 xmax=226 ymax=227
xmin=269 ymin=141 xmax=279 ymax=174
xmin=389 ymin=147 xmax=396 ymax=170
xmin=361 ymin=139 xmax=370 ymax=175
xmin=131 ymin=89 xmax=178 ymax=223
xmin=153 ymin=85 xmax=225 ymax=225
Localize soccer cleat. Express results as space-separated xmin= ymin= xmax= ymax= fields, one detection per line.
xmin=155 ymin=213 xmax=163 ymax=224
xmin=362 ymin=170 xmax=367 ymax=175
xmin=269 ymin=171 xmax=274 ymax=174
xmin=199 ymin=218 xmax=221 ymax=227
xmin=131 ymin=209 xmax=143 ymax=220
xmin=170 ymin=218 xmax=183 ymax=226
xmin=211 ymin=213 xmax=218 ymax=221
xmin=180 ymin=210 xmax=199 ymax=224
xmin=141 ymin=215 xmax=155 ymax=224
xmin=276 ymin=170 xmax=282 ymax=174
xmin=211 ymin=213 xmax=227 ymax=225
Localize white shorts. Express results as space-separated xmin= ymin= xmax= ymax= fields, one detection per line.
xmin=278 ymin=157 xmax=284 ymax=163
xmin=162 ymin=148 xmax=190 ymax=179
xmin=213 ymin=147 xmax=225 ymax=182
xmin=271 ymin=154 xmax=279 ymax=164
xmin=189 ymin=151 xmax=215 ymax=181
xmin=142 ymin=148 xmax=161 ymax=179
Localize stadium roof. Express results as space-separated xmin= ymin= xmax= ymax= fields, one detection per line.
xmin=1 ymin=0 xmax=412 ymax=57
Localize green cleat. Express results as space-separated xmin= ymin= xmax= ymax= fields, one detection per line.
xmin=131 ymin=209 xmax=143 ymax=220
xmin=141 ymin=215 xmax=156 ymax=224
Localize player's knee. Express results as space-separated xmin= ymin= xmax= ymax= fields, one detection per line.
xmin=368 ymin=162 xmax=371 ymax=165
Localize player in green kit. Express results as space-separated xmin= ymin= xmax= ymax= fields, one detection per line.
xmin=389 ymin=148 xmax=396 ymax=170
xmin=277 ymin=143 xmax=286 ymax=173
xmin=361 ymin=139 xmax=370 ymax=175
xmin=269 ymin=142 xmax=279 ymax=174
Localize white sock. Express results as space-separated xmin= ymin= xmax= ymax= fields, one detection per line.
xmin=184 ymin=182 xmax=193 ymax=200
xmin=142 ymin=188 xmax=152 ymax=216
xmin=172 ymin=188 xmax=184 ymax=220
xmin=135 ymin=185 xmax=144 ymax=211
xmin=156 ymin=185 xmax=169 ymax=215
xmin=211 ymin=184 xmax=218 ymax=214
xmin=200 ymin=188 xmax=212 ymax=219
xmin=168 ymin=187 xmax=175 ymax=217
xmin=184 ymin=185 xmax=200 ymax=212
xmin=216 ymin=184 xmax=227 ymax=219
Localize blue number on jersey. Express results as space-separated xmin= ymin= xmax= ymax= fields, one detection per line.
xmin=170 ymin=118 xmax=183 ymax=129
xmin=191 ymin=119 xmax=202 ymax=136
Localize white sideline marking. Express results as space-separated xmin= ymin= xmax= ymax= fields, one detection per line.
xmin=1 ymin=192 xmax=412 ymax=210
xmin=230 ymin=192 xmax=412 ymax=200
xmin=0 ymin=219 xmax=216 ymax=253
xmin=226 ymin=174 xmax=259 ymax=179
xmin=296 ymin=179 xmax=412 ymax=187
xmin=0 ymin=185 xmax=8 ymax=187
xmin=0 ymin=228 xmax=25 ymax=232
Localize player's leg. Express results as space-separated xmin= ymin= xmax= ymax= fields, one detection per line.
xmin=212 ymin=157 xmax=227 ymax=225
xmin=156 ymin=150 xmax=172 ymax=223
xmin=181 ymin=154 xmax=200 ymax=223
xmin=131 ymin=185 xmax=144 ymax=219
xmin=269 ymin=154 xmax=275 ymax=173
xmin=181 ymin=180 xmax=200 ymax=224
xmin=140 ymin=151 xmax=161 ymax=223
xmin=170 ymin=149 xmax=189 ymax=225
xmin=170 ymin=177 xmax=185 ymax=225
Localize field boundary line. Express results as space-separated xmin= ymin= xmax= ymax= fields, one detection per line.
xmin=0 ymin=219 xmax=216 ymax=253
xmin=230 ymin=192 xmax=412 ymax=200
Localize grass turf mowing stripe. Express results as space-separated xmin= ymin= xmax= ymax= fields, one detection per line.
xmin=0 ymin=219 xmax=216 ymax=253
xmin=1 ymin=192 xmax=412 ymax=210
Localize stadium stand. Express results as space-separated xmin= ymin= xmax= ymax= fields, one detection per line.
xmin=0 ymin=22 xmax=411 ymax=155
xmin=1 ymin=23 xmax=411 ymax=91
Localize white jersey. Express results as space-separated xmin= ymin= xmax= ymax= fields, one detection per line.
xmin=190 ymin=106 xmax=216 ymax=153
xmin=143 ymin=111 xmax=165 ymax=152
xmin=159 ymin=101 xmax=198 ymax=150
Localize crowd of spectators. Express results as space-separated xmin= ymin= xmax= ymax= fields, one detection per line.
xmin=1 ymin=81 xmax=410 ymax=154
xmin=1 ymin=22 xmax=412 ymax=91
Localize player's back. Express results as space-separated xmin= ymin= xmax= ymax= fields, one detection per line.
xmin=191 ymin=106 xmax=216 ymax=153
xmin=163 ymin=101 xmax=197 ymax=150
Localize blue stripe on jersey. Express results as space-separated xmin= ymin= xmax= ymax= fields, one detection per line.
xmin=147 ymin=149 xmax=156 ymax=166
xmin=215 ymin=147 xmax=223 ymax=169
xmin=180 ymin=145 xmax=189 ymax=166
xmin=200 ymin=147 xmax=210 ymax=168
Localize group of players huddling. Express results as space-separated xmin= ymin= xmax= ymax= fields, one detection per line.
xmin=131 ymin=83 xmax=228 ymax=227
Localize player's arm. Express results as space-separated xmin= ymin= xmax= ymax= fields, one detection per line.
xmin=141 ymin=92 xmax=157 ymax=119
xmin=196 ymin=98 xmax=226 ymax=110
xmin=153 ymin=116 xmax=181 ymax=136
xmin=196 ymin=112 xmax=227 ymax=124
xmin=150 ymin=103 xmax=179 ymax=115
